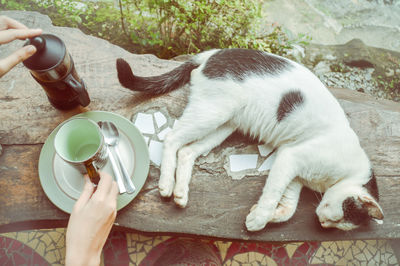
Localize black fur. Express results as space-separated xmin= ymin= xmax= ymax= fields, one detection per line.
xmin=342 ymin=171 xmax=380 ymax=226
xmin=116 ymin=58 xmax=199 ymax=94
xmin=277 ymin=90 xmax=305 ymax=122
xmin=342 ymin=197 xmax=370 ymax=225
xmin=202 ymin=49 xmax=291 ymax=81
xmin=363 ymin=171 xmax=379 ymax=201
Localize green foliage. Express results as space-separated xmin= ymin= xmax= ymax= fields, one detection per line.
xmin=375 ymin=74 xmax=400 ymax=101
xmin=329 ymin=62 xmax=350 ymax=73
xmin=0 ymin=0 xmax=310 ymax=59
xmin=121 ymin=0 xmax=264 ymax=57
xmin=120 ymin=0 xmax=310 ymax=58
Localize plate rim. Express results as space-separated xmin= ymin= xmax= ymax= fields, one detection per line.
xmin=38 ymin=110 xmax=150 ymax=214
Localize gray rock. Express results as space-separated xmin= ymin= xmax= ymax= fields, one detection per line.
xmin=262 ymin=0 xmax=400 ymax=52
xmin=1 ymin=11 xmax=400 ymax=241
xmin=313 ymin=61 xmax=331 ymax=76
xmin=302 ymin=39 xmax=400 ymax=101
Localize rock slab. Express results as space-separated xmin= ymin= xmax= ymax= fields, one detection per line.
xmin=0 ymin=11 xmax=399 ymax=241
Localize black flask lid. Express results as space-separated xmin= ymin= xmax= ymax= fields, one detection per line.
xmin=23 ymin=34 xmax=66 ymax=71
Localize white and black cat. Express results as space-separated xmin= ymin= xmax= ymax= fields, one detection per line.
xmin=116 ymin=48 xmax=383 ymax=231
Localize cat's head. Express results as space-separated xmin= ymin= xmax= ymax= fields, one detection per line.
xmin=316 ymin=172 xmax=383 ymax=231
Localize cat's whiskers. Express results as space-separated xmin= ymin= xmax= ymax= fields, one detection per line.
xmin=312 ymin=191 xmax=322 ymax=201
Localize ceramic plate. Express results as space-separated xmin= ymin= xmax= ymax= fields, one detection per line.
xmin=39 ymin=111 xmax=150 ymax=213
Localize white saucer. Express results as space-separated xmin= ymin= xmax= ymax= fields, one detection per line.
xmin=39 ymin=111 xmax=150 ymax=213
xmin=53 ymin=126 xmax=135 ymax=200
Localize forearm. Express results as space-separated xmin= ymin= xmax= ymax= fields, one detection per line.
xmin=65 ymin=249 xmax=101 ymax=266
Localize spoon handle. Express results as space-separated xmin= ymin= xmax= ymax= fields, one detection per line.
xmin=113 ymin=146 xmax=136 ymax=194
xmin=107 ymin=146 xmax=126 ymax=194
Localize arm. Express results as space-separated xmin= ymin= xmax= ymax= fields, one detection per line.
xmin=65 ymin=172 xmax=118 ymax=266
xmin=0 ymin=15 xmax=42 ymax=77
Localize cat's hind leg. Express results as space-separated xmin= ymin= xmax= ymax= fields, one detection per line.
xmin=270 ymin=179 xmax=303 ymax=223
xmin=245 ymin=147 xmax=301 ymax=231
xmin=174 ymin=123 xmax=237 ymax=207
xmin=159 ymin=100 xmax=236 ymax=197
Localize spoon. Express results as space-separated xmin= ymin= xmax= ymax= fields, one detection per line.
xmin=98 ymin=121 xmax=126 ymax=194
xmin=99 ymin=121 xmax=136 ymax=194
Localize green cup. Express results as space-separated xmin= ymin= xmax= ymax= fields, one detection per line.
xmin=54 ymin=118 xmax=107 ymax=184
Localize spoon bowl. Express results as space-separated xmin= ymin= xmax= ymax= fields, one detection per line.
xmin=99 ymin=121 xmax=136 ymax=194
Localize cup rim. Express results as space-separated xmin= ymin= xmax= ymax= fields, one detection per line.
xmin=54 ymin=117 xmax=103 ymax=164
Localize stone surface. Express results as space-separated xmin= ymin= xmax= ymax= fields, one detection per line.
xmin=298 ymin=39 xmax=400 ymax=101
xmin=262 ymin=0 xmax=400 ymax=102
xmin=0 ymin=11 xmax=400 ymax=242
xmin=262 ymin=0 xmax=400 ymax=52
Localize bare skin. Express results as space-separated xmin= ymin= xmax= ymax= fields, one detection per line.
xmin=65 ymin=172 xmax=118 ymax=266
xmin=0 ymin=15 xmax=42 ymax=77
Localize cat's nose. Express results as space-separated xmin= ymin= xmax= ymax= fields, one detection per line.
xmin=321 ymin=221 xmax=329 ymax=228
xmin=320 ymin=220 xmax=333 ymax=228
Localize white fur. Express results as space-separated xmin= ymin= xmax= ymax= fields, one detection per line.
xmin=157 ymin=50 xmax=382 ymax=231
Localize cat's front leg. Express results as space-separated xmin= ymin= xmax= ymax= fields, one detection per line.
xmin=158 ymin=132 xmax=179 ymax=197
xmin=271 ymin=179 xmax=303 ymax=223
xmin=159 ymin=126 xmax=193 ymax=197
xmin=159 ymin=99 xmax=235 ymax=198
xmin=245 ymin=203 xmax=275 ymax=232
xmin=174 ymin=124 xmax=235 ymax=207
xmin=245 ymin=148 xmax=300 ymax=231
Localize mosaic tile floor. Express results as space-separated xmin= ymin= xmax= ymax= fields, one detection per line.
xmin=1 ymin=228 xmax=398 ymax=265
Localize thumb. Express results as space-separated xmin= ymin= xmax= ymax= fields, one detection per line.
xmin=0 ymin=45 xmax=36 ymax=78
xmin=74 ymin=176 xmax=95 ymax=210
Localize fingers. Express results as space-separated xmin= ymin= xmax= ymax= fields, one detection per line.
xmin=92 ymin=171 xmax=114 ymax=198
xmin=0 ymin=16 xmax=42 ymax=77
xmin=0 ymin=28 xmax=42 ymax=44
xmin=74 ymin=172 xmax=118 ymax=212
xmin=74 ymin=176 xmax=95 ymax=210
xmin=110 ymin=180 xmax=119 ymax=202
xmin=0 ymin=45 xmax=36 ymax=78
xmin=107 ymin=181 xmax=118 ymax=223
xmin=0 ymin=16 xmax=28 ymax=30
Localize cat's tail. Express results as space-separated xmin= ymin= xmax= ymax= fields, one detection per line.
xmin=116 ymin=58 xmax=200 ymax=94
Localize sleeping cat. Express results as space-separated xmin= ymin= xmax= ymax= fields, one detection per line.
xmin=116 ymin=48 xmax=383 ymax=231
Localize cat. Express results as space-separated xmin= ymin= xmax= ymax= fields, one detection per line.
xmin=116 ymin=48 xmax=383 ymax=231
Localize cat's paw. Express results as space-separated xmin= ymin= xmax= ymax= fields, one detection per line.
xmin=173 ymin=186 xmax=189 ymax=208
xmin=270 ymin=204 xmax=295 ymax=223
xmin=158 ymin=176 xmax=174 ymax=198
xmin=245 ymin=204 xmax=272 ymax=231
xmin=174 ymin=193 xmax=188 ymax=208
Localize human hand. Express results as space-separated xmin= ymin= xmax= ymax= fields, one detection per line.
xmin=0 ymin=15 xmax=42 ymax=78
xmin=65 ymin=172 xmax=118 ymax=266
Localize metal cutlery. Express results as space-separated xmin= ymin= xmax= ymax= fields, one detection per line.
xmin=99 ymin=121 xmax=135 ymax=194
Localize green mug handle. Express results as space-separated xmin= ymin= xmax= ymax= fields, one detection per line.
xmin=85 ymin=162 xmax=100 ymax=185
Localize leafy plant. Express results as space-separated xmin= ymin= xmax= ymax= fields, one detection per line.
xmin=118 ymin=0 xmax=311 ymax=58
xmin=375 ymin=74 xmax=400 ymax=101
xmin=0 ymin=0 xmax=310 ymax=59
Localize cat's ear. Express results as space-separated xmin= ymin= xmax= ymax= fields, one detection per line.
xmin=358 ymin=196 xmax=384 ymax=220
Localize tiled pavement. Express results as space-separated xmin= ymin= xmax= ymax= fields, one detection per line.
xmin=1 ymin=228 xmax=399 ymax=265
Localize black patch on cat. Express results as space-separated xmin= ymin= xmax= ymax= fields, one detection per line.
xmin=343 ymin=197 xmax=370 ymax=225
xmin=363 ymin=170 xmax=379 ymax=201
xmin=202 ymin=49 xmax=291 ymax=81
xmin=276 ymin=90 xmax=305 ymax=122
